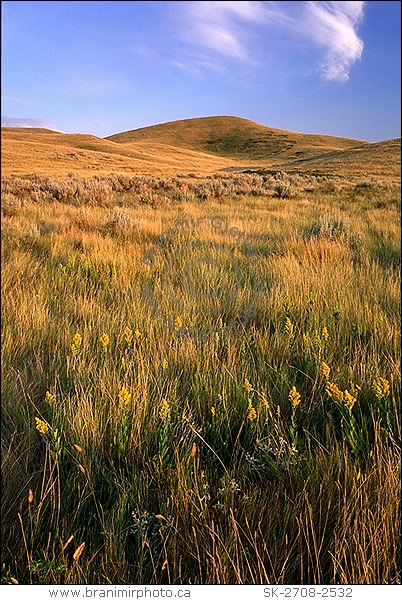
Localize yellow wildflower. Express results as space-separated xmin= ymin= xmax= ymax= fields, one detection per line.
xmin=344 ymin=389 xmax=357 ymax=411
xmin=247 ymin=406 xmax=257 ymax=421
xmin=175 ymin=316 xmax=183 ymax=330
xmin=124 ymin=327 xmax=133 ymax=345
xmin=322 ymin=326 xmax=329 ymax=342
xmin=215 ymin=332 xmax=220 ymax=345
xmin=99 ymin=333 xmax=110 ymax=349
xmin=118 ymin=386 xmax=131 ymax=407
xmin=211 ymin=406 xmax=216 ymax=416
xmin=45 ymin=391 xmax=56 ymax=407
xmin=159 ymin=398 xmax=170 ymax=420
xmin=284 ymin=317 xmax=294 ymax=338
xmin=288 ymin=386 xmax=301 ymax=408
xmin=325 ymin=381 xmax=344 ymax=403
xmin=246 ymin=400 xmax=257 ymax=421
xmin=372 ymin=376 xmax=390 ymax=400
xmin=319 ymin=362 xmax=331 ymax=379
xmin=162 ymin=359 xmax=168 ymax=370
xmin=313 ymin=333 xmax=322 ymax=350
xmin=35 ymin=417 xmax=49 ymax=435
xmin=71 ymin=333 xmax=82 ymax=355
xmin=243 ymin=378 xmax=253 ymax=394
xmin=135 ymin=329 xmax=141 ymax=339
xmin=219 ymin=318 xmax=224 ymax=329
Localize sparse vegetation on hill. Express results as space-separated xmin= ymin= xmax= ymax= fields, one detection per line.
xmin=107 ymin=116 xmax=365 ymax=161
xmin=3 ymin=117 xmax=399 ymax=180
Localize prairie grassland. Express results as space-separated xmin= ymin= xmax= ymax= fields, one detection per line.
xmin=1 ymin=172 xmax=400 ymax=584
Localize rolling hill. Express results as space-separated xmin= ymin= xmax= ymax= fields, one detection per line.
xmin=281 ymin=137 xmax=401 ymax=179
xmin=1 ymin=126 xmax=238 ymax=177
xmin=1 ymin=116 xmax=400 ymax=179
xmin=107 ymin=115 xmax=364 ymax=161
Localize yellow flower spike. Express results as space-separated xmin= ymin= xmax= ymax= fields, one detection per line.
xmin=343 ymin=390 xmax=357 ymax=411
xmin=243 ymin=378 xmax=253 ymax=394
xmin=71 ymin=333 xmax=82 ymax=355
xmin=35 ymin=417 xmax=49 ymax=435
xmin=134 ymin=329 xmax=141 ymax=339
xmin=118 ymin=386 xmax=131 ymax=407
xmin=45 ymin=391 xmax=56 ymax=407
xmin=288 ymin=386 xmax=301 ymax=408
xmin=99 ymin=333 xmax=110 ymax=349
xmin=372 ymin=376 xmax=390 ymax=400
xmin=322 ymin=326 xmax=329 ymax=342
xmin=215 ymin=332 xmax=220 ymax=345
xmin=124 ymin=327 xmax=133 ymax=345
xmin=211 ymin=406 xmax=216 ymax=417
xmin=325 ymin=381 xmax=344 ymax=403
xmin=219 ymin=318 xmax=224 ymax=329
xmin=319 ymin=362 xmax=331 ymax=379
xmin=246 ymin=398 xmax=257 ymax=421
xmin=159 ymin=398 xmax=170 ymax=420
xmin=174 ymin=316 xmax=183 ymax=330
xmin=162 ymin=359 xmax=168 ymax=371
xmin=284 ymin=317 xmax=294 ymax=338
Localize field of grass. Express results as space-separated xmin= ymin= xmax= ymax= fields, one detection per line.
xmin=1 ymin=170 xmax=401 ymax=584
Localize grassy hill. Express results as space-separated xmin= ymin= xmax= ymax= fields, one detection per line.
xmin=107 ymin=115 xmax=364 ymax=161
xmin=282 ymin=138 xmax=401 ymax=179
xmin=1 ymin=127 xmax=237 ymax=177
xmin=2 ymin=116 xmax=400 ymax=179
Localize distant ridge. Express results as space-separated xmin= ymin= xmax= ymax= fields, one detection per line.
xmin=282 ymin=137 xmax=401 ymax=178
xmin=106 ymin=115 xmax=365 ymax=161
xmin=2 ymin=116 xmax=400 ymax=178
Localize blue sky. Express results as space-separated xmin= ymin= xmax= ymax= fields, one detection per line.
xmin=2 ymin=1 xmax=401 ymax=141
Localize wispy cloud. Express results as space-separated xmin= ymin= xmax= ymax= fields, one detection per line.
xmin=176 ymin=1 xmax=365 ymax=82
xmin=181 ymin=1 xmax=268 ymax=61
xmin=1 ymin=116 xmax=53 ymax=128
xmin=304 ymin=1 xmax=365 ymax=82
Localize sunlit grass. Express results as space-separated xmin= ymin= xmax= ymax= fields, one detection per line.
xmin=1 ymin=173 xmax=400 ymax=584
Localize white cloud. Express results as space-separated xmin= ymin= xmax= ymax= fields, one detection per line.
xmin=182 ymin=1 xmax=268 ymax=60
xmin=304 ymin=1 xmax=365 ymax=82
xmin=177 ymin=1 xmax=366 ymax=82
xmin=1 ymin=116 xmax=53 ymax=128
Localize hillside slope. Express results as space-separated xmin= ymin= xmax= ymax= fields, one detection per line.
xmin=2 ymin=117 xmax=399 ymax=179
xmin=1 ymin=127 xmax=239 ymax=176
xmin=107 ymin=116 xmax=364 ymax=161
xmin=281 ymin=138 xmax=401 ymax=179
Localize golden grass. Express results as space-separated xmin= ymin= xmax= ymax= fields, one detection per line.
xmin=1 ymin=128 xmax=239 ymax=177
xmin=1 ymin=170 xmax=400 ymax=584
xmin=3 ymin=117 xmax=399 ymax=182
xmin=285 ymin=138 xmax=401 ymax=179
xmin=107 ymin=116 xmax=364 ymax=160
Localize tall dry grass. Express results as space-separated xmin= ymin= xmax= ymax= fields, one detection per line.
xmin=1 ymin=172 xmax=400 ymax=584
